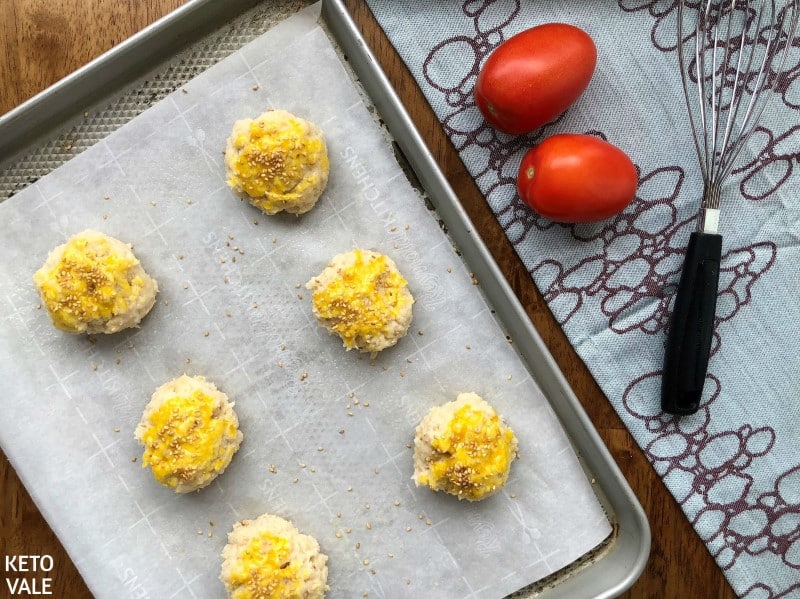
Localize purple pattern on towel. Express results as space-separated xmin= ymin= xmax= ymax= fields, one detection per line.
xmin=366 ymin=0 xmax=800 ymax=595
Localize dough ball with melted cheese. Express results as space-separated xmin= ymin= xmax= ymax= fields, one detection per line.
xmin=305 ymin=249 xmax=414 ymax=355
xmin=32 ymin=230 xmax=158 ymax=335
xmin=413 ymin=392 xmax=518 ymax=501
xmin=220 ymin=513 xmax=328 ymax=599
xmin=135 ymin=375 xmax=242 ymax=493
xmin=224 ymin=109 xmax=329 ymax=215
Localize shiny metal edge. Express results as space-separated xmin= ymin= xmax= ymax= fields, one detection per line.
xmin=320 ymin=1 xmax=651 ymax=597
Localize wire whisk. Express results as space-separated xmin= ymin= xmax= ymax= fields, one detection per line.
xmin=662 ymin=0 xmax=799 ymax=415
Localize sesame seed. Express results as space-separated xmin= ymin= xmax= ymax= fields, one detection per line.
xmin=362 ymin=559 xmax=369 ymax=566
xmin=393 ymin=500 xmax=400 ymax=506
xmin=405 ymin=526 xmax=412 ymax=532
xmin=335 ymin=532 xmax=342 ymax=539
xmin=355 ymin=542 xmax=361 ymax=549
xmin=268 ymin=465 xmax=277 ymax=474
xmin=347 ymin=486 xmax=353 ymax=492
xmin=113 ymin=427 xmax=120 ymax=433
xmin=365 ymin=522 xmax=372 ymax=529
xmin=204 ymin=331 xmax=209 ymax=337
xmin=183 ymin=282 xmax=189 ymax=289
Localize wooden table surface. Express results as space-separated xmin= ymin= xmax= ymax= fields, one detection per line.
xmin=0 ymin=1 xmax=736 ymax=598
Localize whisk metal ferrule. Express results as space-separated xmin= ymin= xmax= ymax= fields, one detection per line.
xmin=700 ymin=183 xmax=722 ymax=233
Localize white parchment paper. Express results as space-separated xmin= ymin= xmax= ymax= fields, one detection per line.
xmin=0 ymin=4 xmax=611 ymax=598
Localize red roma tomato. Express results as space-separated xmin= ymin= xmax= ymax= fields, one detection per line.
xmin=517 ymin=134 xmax=638 ymax=223
xmin=474 ymin=23 xmax=596 ymax=135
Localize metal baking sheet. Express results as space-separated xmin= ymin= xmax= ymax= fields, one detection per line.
xmin=0 ymin=1 xmax=650 ymax=597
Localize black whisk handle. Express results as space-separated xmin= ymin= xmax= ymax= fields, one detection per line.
xmin=661 ymin=231 xmax=722 ymax=415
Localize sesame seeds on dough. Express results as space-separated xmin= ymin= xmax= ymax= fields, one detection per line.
xmin=32 ymin=229 xmax=158 ymax=335
xmin=305 ymin=249 xmax=414 ymax=356
xmin=135 ymin=375 xmax=242 ymax=493
xmin=224 ymin=109 xmax=329 ymax=216
xmin=220 ymin=513 xmax=328 ymax=599
xmin=413 ymin=392 xmax=518 ymax=501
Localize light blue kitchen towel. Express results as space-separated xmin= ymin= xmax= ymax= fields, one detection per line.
xmin=365 ymin=0 xmax=800 ymax=596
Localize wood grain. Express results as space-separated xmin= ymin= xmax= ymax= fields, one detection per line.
xmin=0 ymin=1 xmax=735 ymax=598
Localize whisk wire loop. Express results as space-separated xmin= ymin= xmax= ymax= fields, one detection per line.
xmin=678 ymin=0 xmax=799 ymax=204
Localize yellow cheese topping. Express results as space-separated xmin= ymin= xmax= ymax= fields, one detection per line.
xmin=227 ymin=115 xmax=328 ymax=210
xmin=139 ymin=390 xmax=238 ymax=491
xmin=311 ymin=250 xmax=411 ymax=350
xmin=227 ymin=531 xmax=305 ymax=599
xmin=33 ymin=234 xmax=146 ymax=333
xmin=420 ymin=403 xmax=517 ymax=501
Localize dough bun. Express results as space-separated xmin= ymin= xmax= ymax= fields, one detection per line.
xmin=413 ymin=392 xmax=518 ymax=501
xmin=305 ymin=249 xmax=414 ymax=355
xmin=225 ymin=109 xmax=329 ymax=215
xmin=135 ymin=375 xmax=242 ymax=493
xmin=220 ymin=513 xmax=328 ymax=599
xmin=33 ymin=229 xmax=158 ymax=334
